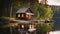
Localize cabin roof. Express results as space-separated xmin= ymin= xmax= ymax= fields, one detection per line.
xmin=16 ymin=8 xmax=28 ymax=13
xmin=16 ymin=7 xmax=34 ymax=15
xmin=16 ymin=8 xmax=32 ymax=13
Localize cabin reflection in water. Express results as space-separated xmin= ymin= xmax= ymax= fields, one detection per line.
xmin=15 ymin=8 xmax=36 ymax=34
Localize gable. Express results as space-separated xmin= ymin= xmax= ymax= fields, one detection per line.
xmin=16 ymin=8 xmax=33 ymax=13
xmin=26 ymin=8 xmax=33 ymax=13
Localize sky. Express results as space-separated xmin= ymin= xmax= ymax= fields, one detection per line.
xmin=39 ymin=0 xmax=60 ymax=6
xmin=47 ymin=0 xmax=60 ymax=6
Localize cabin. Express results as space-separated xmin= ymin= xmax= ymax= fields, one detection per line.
xmin=15 ymin=8 xmax=36 ymax=34
xmin=16 ymin=8 xmax=34 ymax=20
xmin=12 ymin=7 xmax=54 ymax=34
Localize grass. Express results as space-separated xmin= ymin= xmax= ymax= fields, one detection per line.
xmin=2 ymin=23 xmax=18 ymax=28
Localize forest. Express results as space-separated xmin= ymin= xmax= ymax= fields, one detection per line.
xmin=0 ymin=0 xmax=53 ymax=20
xmin=0 ymin=0 xmax=54 ymax=34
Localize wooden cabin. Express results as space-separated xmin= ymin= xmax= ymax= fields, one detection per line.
xmin=15 ymin=8 xmax=36 ymax=34
xmin=16 ymin=8 xmax=34 ymax=20
xmin=13 ymin=8 xmax=53 ymax=34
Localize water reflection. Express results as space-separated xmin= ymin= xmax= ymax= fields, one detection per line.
xmin=49 ymin=31 xmax=60 ymax=34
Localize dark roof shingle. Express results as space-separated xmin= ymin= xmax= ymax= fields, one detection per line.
xmin=16 ymin=8 xmax=29 ymax=13
xmin=16 ymin=7 xmax=34 ymax=15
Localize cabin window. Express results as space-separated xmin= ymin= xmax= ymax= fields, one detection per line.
xmin=29 ymin=15 xmax=31 ymax=19
xmin=26 ymin=14 xmax=29 ymax=18
xmin=22 ymin=14 xmax=24 ymax=17
xmin=18 ymin=14 xmax=20 ymax=17
xmin=29 ymin=24 xmax=32 ymax=29
xmin=32 ymin=24 xmax=35 ymax=28
xmin=29 ymin=24 xmax=35 ymax=29
xmin=22 ymin=24 xmax=24 ymax=29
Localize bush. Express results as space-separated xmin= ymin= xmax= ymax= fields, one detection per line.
xmin=0 ymin=16 xmax=10 ymax=21
xmin=36 ymin=23 xmax=52 ymax=34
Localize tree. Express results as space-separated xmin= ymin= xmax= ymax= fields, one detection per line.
xmin=36 ymin=23 xmax=53 ymax=34
xmin=30 ymin=3 xmax=53 ymax=20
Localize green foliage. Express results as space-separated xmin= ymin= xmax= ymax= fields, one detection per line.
xmin=43 ymin=23 xmax=52 ymax=31
xmin=0 ymin=16 xmax=10 ymax=20
xmin=13 ymin=0 xmax=20 ymax=7
xmin=30 ymin=3 xmax=53 ymax=20
xmin=36 ymin=23 xmax=52 ymax=34
xmin=2 ymin=23 xmax=18 ymax=28
xmin=1 ymin=0 xmax=53 ymax=19
xmin=0 ymin=16 xmax=16 ymax=21
xmin=30 ymin=2 xmax=40 ymax=20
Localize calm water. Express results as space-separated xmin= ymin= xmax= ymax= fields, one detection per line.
xmin=49 ymin=31 xmax=60 ymax=34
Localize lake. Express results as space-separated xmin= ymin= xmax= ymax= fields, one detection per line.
xmin=49 ymin=31 xmax=60 ymax=34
